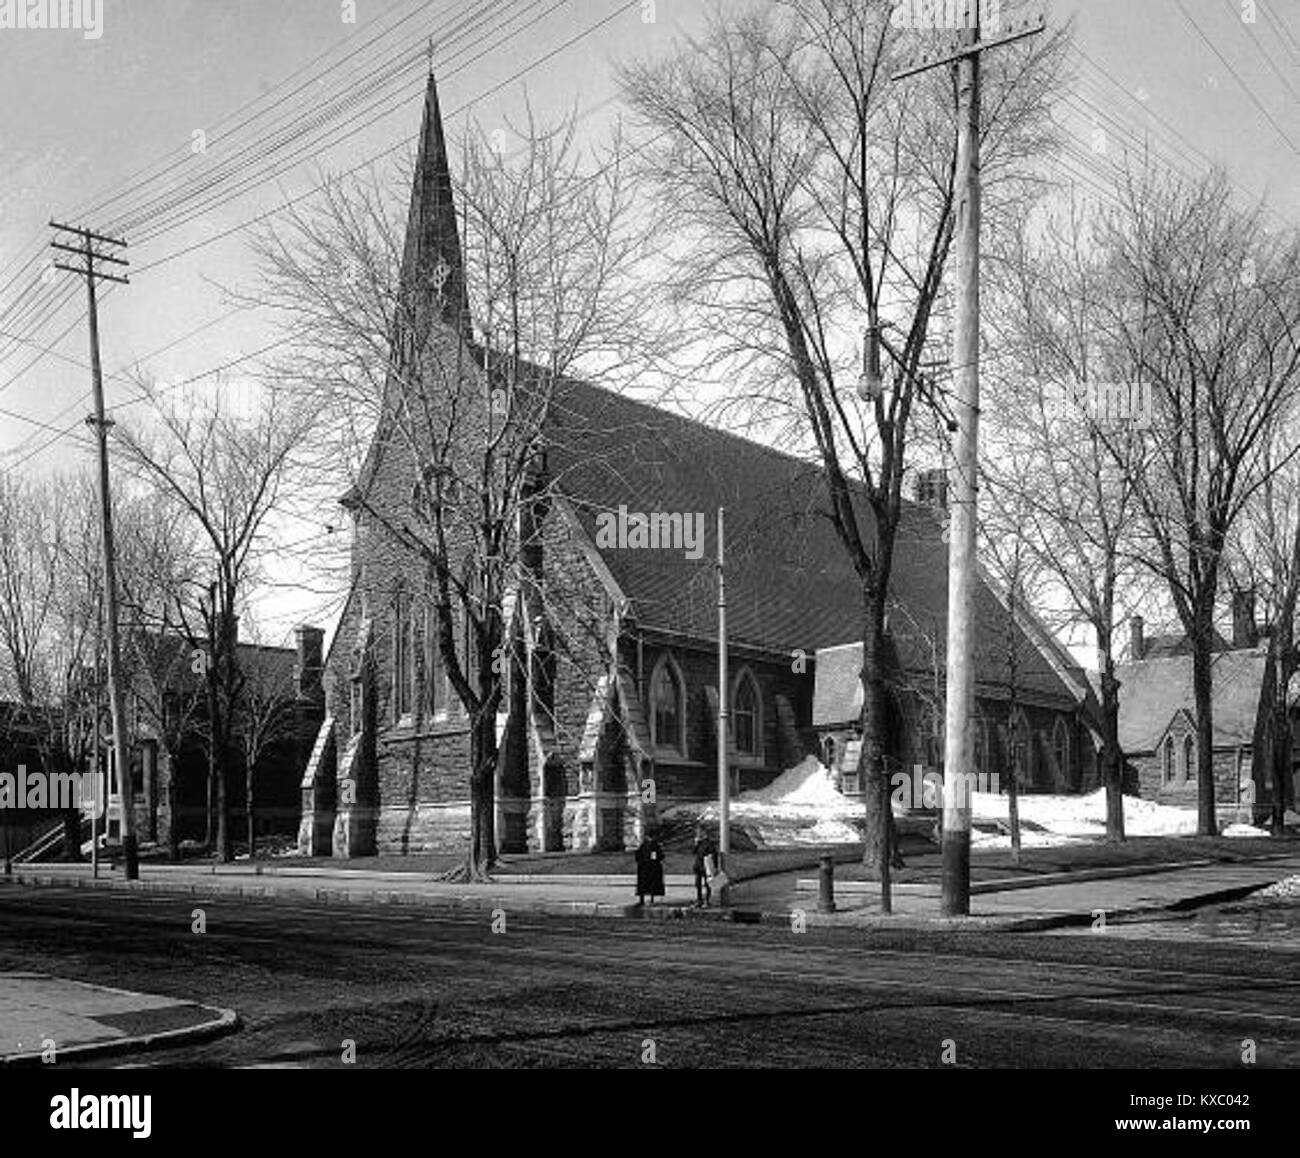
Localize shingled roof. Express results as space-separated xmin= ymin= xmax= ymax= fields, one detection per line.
xmin=545 ymin=378 xmax=1087 ymax=713
xmin=1116 ymin=648 xmax=1267 ymax=753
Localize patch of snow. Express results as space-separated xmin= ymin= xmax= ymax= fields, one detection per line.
xmin=968 ymin=788 xmax=1198 ymax=839
xmin=737 ymin=756 xmax=857 ymax=810
xmin=665 ymin=757 xmax=862 ymax=846
xmin=1221 ymin=822 xmax=1269 ymax=839
xmin=1257 ymin=874 xmax=1300 ymax=899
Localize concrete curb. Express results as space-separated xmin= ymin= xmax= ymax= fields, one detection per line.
xmin=793 ymin=851 xmax=1300 ymax=898
xmin=8 ymin=862 xmax=1282 ymax=934
xmin=0 ymin=1002 xmax=239 ymax=1069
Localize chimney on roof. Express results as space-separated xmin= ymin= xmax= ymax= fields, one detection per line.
xmin=1129 ymin=615 xmax=1145 ymax=661
xmin=295 ymin=626 xmax=325 ymax=698
xmin=914 ymin=468 xmax=949 ymax=516
xmin=1232 ymin=589 xmax=1258 ymax=649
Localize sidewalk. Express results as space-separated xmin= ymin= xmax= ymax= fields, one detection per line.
xmin=9 ymin=851 xmax=1300 ymax=930
xmin=0 ymin=973 xmax=237 ymax=1066
xmin=8 ymin=860 xmax=699 ymax=919
xmin=784 ymin=855 xmax=1300 ymax=929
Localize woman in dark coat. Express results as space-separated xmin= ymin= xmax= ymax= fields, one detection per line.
xmin=634 ymin=828 xmax=665 ymax=905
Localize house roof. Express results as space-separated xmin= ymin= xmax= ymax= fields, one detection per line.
xmin=1136 ymin=630 xmax=1232 ymax=661
xmin=129 ymin=633 xmax=300 ymax=699
xmin=545 ymin=378 xmax=1087 ymax=715
xmin=1115 ymin=648 xmax=1266 ymax=753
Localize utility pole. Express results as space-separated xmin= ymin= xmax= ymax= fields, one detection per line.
xmin=50 ymin=221 xmax=138 ymax=881
xmin=893 ymin=5 xmax=1044 ymax=916
xmin=91 ymin=595 xmax=103 ymax=880
xmin=716 ymin=506 xmax=730 ymax=862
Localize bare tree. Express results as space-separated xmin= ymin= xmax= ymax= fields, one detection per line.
xmin=116 ymin=497 xmax=205 ymax=858
xmin=981 ymin=206 xmax=1151 ymax=843
xmin=114 ymin=382 xmax=310 ymax=862
xmin=0 ymin=472 xmax=103 ymax=860
xmin=620 ymin=0 xmax=1069 ymax=877
xmin=234 ymin=635 xmax=302 ymax=860
xmin=1231 ymin=433 xmax=1300 ymax=833
xmin=1094 ymin=167 xmax=1300 ymax=835
xmin=251 ymin=97 xmax=653 ymax=878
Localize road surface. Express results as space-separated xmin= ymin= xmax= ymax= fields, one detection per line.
xmin=1 ymin=885 xmax=1295 ymax=1068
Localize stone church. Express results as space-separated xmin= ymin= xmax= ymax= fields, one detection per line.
xmin=297 ymin=73 xmax=1098 ymax=859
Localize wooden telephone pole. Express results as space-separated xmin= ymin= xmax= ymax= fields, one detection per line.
xmin=50 ymin=221 xmax=138 ymax=881
xmin=716 ymin=507 xmax=730 ymax=861
xmin=893 ymin=5 xmax=1044 ymax=916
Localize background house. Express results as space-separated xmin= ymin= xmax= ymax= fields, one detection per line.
xmin=1117 ymin=598 xmax=1300 ymax=819
xmin=124 ymin=625 xmax=325 ymax=849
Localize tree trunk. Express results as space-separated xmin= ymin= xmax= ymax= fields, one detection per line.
xmin=1190 ymin=621 xmax=1217 ymax=836
xmin=1007 ymin=760 xmax=1021 ymax=865
xmin=245 ymin=758 xmax=255 ymax=861
xmin=62 ymin=809 xmax=83 ymax=864
xmin=215 ymin=738 xmax=232 ymax=863
xmin=165 ymin=746 xmax=181 ymax=860
xmin=859 ymin=585 xmax=901 ymax=883
xmin=205 ymin=737 xmax=215 ymax=848
xmin=467 ymin=706 xmax=498 ymax=878
xmin=1099 ymin=664 xmax=1126 ymax=842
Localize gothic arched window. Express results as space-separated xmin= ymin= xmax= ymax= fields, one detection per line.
xmin=732 ymin=669 xmax=761 ymax=758
xmin=1052 ymin=718 xmax=1071 ymax=780
xmin=650 ymin=656 xmax=685 ymax=756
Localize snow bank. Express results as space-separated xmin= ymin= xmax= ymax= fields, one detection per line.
xmin=735 ymin=756 xmax=857 ymax=810
xmin=967 ymin=788 xmax=1199 ymax=839
xmin=1221 ymin=822 xmax=1270 ymax=839
xmin=665 ymin=758 xmax=1259 ymax=850
xmin=1257 ymin=874 xmax=1300 ymax=898
xmin=667 ymin=756 xmax=862 ymax=846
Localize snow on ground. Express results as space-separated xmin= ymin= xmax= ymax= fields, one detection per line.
xmin=1221 ymin=822 xmax=1270 ymax=838
xmin=665 ymin=758 xmax=1262 ymax=849
xmin=1258 ymin=875 xmax=1300 ymax=899
xmin=667 ymin=756 xmax=863 ymax=846
xmin=966 ymin=788 xmax=1200 ymax=840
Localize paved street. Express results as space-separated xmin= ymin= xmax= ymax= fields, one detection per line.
xmin=0 ymin=885 xmax=1295 ymax=1069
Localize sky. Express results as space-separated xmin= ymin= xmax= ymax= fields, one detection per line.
xmin=1 ymin=0 xmax=1298 ymax=652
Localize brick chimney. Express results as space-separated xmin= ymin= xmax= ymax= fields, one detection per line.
xmin=295 ymin=626 xmax=325 ymax=697
xmin=1129 ymin=615 xmax=1145 ymax=661
xmin=1231 ymin=590 xmax=1258 ymax=649
xmin=914 ymin=468 xmax=949 ymax=515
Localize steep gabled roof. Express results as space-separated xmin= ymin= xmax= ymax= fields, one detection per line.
xmin=130 ymin=632 xmax=299 ymax=700
xmin=1116 ymin=648 xmax=1266 ymax=752
xmin=1136 ymin=630 xmax=1233 ymax=661
xmin=544 ymin=378 xmax=1086 ymax=711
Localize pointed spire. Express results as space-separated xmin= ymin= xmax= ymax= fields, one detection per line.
xmin=399 ymin=71 xmax=471 ymax=340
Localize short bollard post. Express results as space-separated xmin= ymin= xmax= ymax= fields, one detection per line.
xmin=818 ymin=853 xmax=836 ymax=913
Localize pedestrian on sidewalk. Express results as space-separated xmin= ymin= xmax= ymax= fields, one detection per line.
xmin=634 ymin=827 xmax=665 ymax=906
xmin=692 ymin=824 xmax=716 ymax=908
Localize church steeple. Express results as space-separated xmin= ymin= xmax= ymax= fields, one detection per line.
xmin=399 ymin=71 xmax=471 ymax=337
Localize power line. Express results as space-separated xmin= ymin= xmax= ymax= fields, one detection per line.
xmin=1173 ymin=0 xmax=1300 ymax=156
xmin=1 ymin=0 xmax=632 ymax=467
